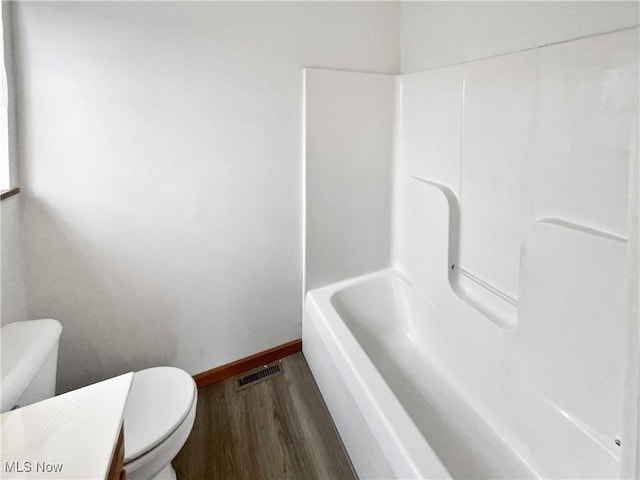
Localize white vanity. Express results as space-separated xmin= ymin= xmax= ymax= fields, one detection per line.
xmin=1 ymin=373 xmax=132 ymax=480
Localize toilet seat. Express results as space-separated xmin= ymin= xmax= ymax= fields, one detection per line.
xmin=123 ymin=367 xmax=197 ymax=463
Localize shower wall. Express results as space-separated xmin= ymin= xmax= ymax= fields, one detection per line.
xmin=394 ymin=27 xmax=637 ymax=325
xmin=304 ymin=69 xmax=396 ymax=291
xmin=392 ymin=26 xmax=638 ymax=478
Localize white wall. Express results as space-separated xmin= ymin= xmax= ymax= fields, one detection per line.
xmin=13 ymin=1 xmax=400 ymax=393
xmin=401 ymin=1 xmax=640 ymax=73
xmin=305 ymin=69 xmax=396 ymax=291
xmin=1 ymin=195 xmax=27 ymax=326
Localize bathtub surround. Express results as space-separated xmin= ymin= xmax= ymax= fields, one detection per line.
xmin=394 ymin=28 xmax=637 ymax=330
xmin=303 ymin=21 xmax=638 ymax=480
xmin=304 ymin=69 xmax=396 ymax=291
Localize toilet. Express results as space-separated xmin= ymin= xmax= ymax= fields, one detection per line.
xmin=0 ymin=319 xmax=197 ymax=480
xmin=123 ymin=366 xmax=197 ymax=480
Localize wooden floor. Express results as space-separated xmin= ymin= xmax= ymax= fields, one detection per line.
xmin=173 ymin=353 xmax=357 ymax=480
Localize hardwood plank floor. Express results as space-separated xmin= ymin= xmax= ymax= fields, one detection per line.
xmin=173 ymin=353 xmax=357 ymax=480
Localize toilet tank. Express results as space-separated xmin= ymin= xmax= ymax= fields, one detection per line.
xmin=1 ymin=319 xmax=62 ymax=412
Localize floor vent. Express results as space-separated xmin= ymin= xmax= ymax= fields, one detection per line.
xmin=235 ymin=361 xmax=283 ymax=391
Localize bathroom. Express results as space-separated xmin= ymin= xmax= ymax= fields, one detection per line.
xmin=0 ymin=1 xmax=638 ymax=479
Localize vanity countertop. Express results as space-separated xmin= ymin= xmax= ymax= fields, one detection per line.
xmin=0 ymin=372 xmax=133 ymax=479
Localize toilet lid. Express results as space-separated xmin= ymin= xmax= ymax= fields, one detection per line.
xmin=123 ymin=367 xmax=196 ymax=463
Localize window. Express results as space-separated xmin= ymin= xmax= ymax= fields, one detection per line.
xmin=0 ymin=5 xmax=12 ymax=194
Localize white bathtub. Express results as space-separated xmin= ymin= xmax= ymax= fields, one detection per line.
xmin=303 ymin=269 xmax=537 ymax=480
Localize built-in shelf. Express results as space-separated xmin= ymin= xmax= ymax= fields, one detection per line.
xmin=410 ymin=175 xmax=518 ymax=330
